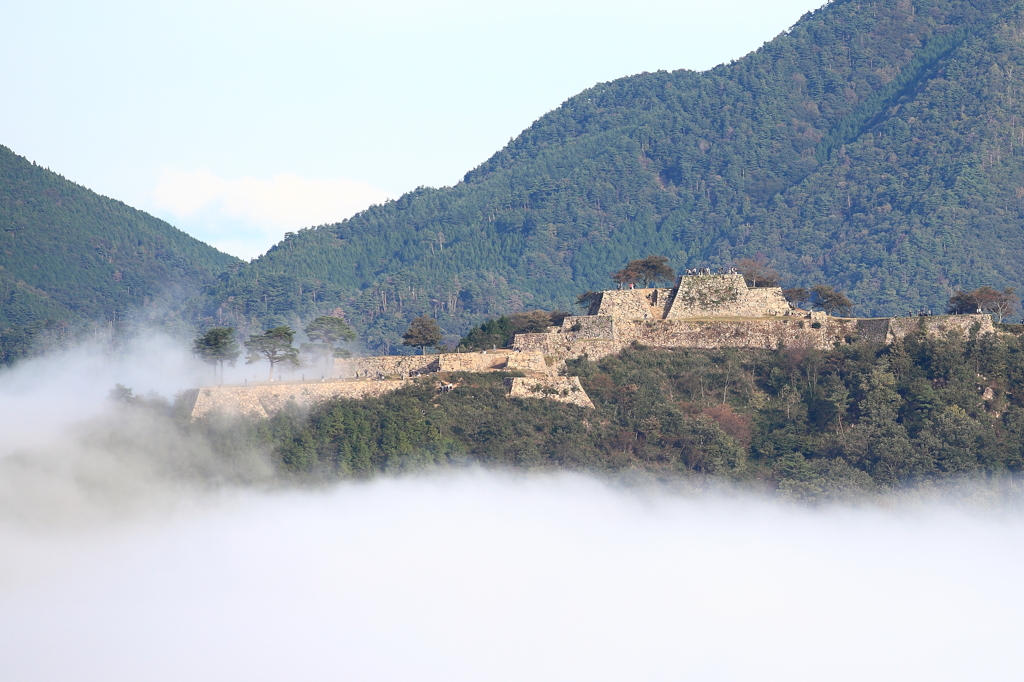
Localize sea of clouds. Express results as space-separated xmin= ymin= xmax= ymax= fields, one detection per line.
xmin=0 ymin=339 xmax=1021 ymax=681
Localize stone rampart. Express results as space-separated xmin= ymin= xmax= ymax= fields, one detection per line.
xmin=514 ymin=313 xmax=997 ymax=362
xmin=886 ymin=314 xmax=993 ymax=342
xmin=595 ymin=288 xmax=673 ymax=320
xmin=504 ymin=351 xmax=551 ymax=374
xmin=191 ymin=379 xmax=408 ymax=420
xmin=506 ymin=376 xmax=594 ymax=408
xmin=437 ymin=351 xmax=511 ymax=373
xmin=617 ymin=317 xmax=851 ymax=351
xmin=562 ymin=315 xmax=616 ymax=338
xmin=665 ymin=274 xmax=792 ymax=319
xmin=335 ymin=355 xmax=436 ymax=378
xmin=335 ymin=350 xmax=529 ymax=378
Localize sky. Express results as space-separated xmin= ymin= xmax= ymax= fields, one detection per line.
xmin=1 ymin=0 xmax=825 ymax=259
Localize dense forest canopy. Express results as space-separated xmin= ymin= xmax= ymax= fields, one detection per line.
xmin=0 ymin=145 xmax=237 ymax=362
xmin=187 ymin=0 xmax=1024 ymax=352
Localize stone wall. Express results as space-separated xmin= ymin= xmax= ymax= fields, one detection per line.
xmin=514 ymin=312 xmax=997 ymax=361
xmin=506 ymin=376 xmax=594 ymax=408
xmin=191 ymin=379 xmax=408 ymax=419
xmin=334 ymin=350 xmax=525 ymax=378
xmin=665 ymin=274 xmax=792 ymax=319
xmin=513 ymin=331 xmax=626 ymax=358
xmin=562 ymin=315 xmax=616 ymax=338
xmin=334 ymin=355 xmax=437 ymax=378
xmin=437 ymin=351 xmax=511 ymax=373
xmin=886 ymin=314 xmax=994 ymax=342
xmin=594 ymin=288 xmax=673 ymax=320
xmin=505 ymin=351 xmax=552 ymax=374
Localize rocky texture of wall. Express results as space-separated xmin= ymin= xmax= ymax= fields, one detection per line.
xmin=514 ymin=312 xmax=997 ymax=361
xmin=513 ymin=331 xmax=625 ymax=358
xmin=335 ymin=350 xmax=525 ymax=378
xmin=335 ymin=355 xmax=436 ymax=378
xmin=192 ymin=310 xmax=995 ymax=420
xmin=886 ymin=314 xmax=994 ymax=342
xmin=563 ymin=315 xmax=615 ymax=338
xmin=665 ymin=274 xmax=792 ymax=319
xmin=437 ymin=351 xmax=511 ymax=373
xmin=506 ymin=376 xmax=594 ymax=408
xmin=191 ymin=380 xmax=408 ymax=419
xmin=594 ymin=288 xmax=673 ymax=320
xmin=620 ymin=317 xmax=856 ymax=350
xmin=505 ymin=351 xmax=552 ymax=374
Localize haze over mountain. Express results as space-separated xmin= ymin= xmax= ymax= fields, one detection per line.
xmin=0 ymin=145 xmax=236 ymax=353
xmin=185 ymin=0 xmax=1024 ymax=349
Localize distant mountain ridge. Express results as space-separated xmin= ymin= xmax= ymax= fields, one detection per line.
xmin=0 ymin=145 xmax=237 ymax=337
xmin=188 ymin=0 xmax=1024 ymax=350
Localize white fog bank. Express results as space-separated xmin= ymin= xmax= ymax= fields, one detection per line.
xmin=1 ymin=472 xmax=1021 ymax=682
xmin=0 ymin=340 xmax=1021 ymax=680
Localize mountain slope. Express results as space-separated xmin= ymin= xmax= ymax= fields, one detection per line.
xmin=196 ymin=0 xmax=1024 ymax=348
xmin=0 ymin=145 xmax=238 ymax=331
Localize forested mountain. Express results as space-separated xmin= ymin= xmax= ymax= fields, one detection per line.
xmin=198 ymin=330 xmax=1024 ymax=501
xmin=193 ymin=0 xmax=1024 ymax=350
xmin=0 ymin=145 xmax=237 ymax=356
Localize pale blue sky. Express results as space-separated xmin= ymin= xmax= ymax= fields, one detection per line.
xmin=1 ymin=0 xmax=824 ymax=258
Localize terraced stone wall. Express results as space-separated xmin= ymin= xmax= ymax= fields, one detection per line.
xmin=665 ymin=274 xmax=792 ymax=319
xmin=886 ymin=314 xmax=993 ymax=342
xmin=437 ymin=351 xmax=511 ymax=373
xmin=506 ymin=376 xmax=594 ymax=408
xmin=594 ymin=288 xmax=673 ymax=320
xmin=191 ymin=380 xmax=408 ymax=419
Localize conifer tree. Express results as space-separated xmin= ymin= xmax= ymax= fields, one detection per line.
xmin=246 ymin=326 xmax=299 ymax=381
xmin=193 ymin=327 xmax=241 ymax=382
xmin=402 ymin=316 xmax=442 ymax=354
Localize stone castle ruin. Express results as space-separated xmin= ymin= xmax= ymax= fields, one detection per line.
xmin=190 ymin=273 xmax=994 ymax=419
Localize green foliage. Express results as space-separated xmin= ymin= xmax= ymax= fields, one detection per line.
xmin=303 ymin=315 xmax=357 ymax=370
xmin=190 ymin=0 xmax=1024 ymax=345
xmin=193 ymin=327 xmax=241 ymax=381
xmin=0 ymin=145 xmax=236 ymax=333
xmin=304 ymin=316 xmax=356 ymax=345
xmin=611 ymin=255 xmax=676 ymax=288
xmin=947 ymin=286 xmax=1018 ymax=321
xmin=245 ymin=326 xmax=299 ymax=380
xmin=402 ymin=316 xmax=443 ymax=353
xmin=458 ymin=310 xmax=566 ymax=350
xmin=229 ymin=328 xmax=1024 ymax=502
xmin=810 ymin=285 xmax=855 ymax=317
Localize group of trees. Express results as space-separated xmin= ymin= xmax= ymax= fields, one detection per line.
xmin=610 ymin=256 xmax=676 ymax=288
xmin=193 ymin=313 xmax=458 ymax=380
xmin=458 ymin=310 xmax=569 ymax=351
xmin=234 ymin=327 xmax=1024 ymax=502
xmin=783 ymin=285 xmax=855 ymax=317
xmin=192 ymin=315 xmax=356 ymax=381
xmin=946 ymin=286 xmax=1018 ymax=322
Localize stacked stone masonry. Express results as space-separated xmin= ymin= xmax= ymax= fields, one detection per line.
xmin=506 ymin=376 xmax=595 ymax=409
xmin=191 ymin=380 xmax=408 ymax=420
xmin=595 ymin=274 xmax=792 ymax=320
xmin=189 ymin=275 xmax=997 ymax=419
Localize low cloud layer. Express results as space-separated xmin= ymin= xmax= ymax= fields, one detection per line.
xmin=0 ymin=341 xmax=1021 ymax=681
xmin=1 ymin=473 xmax=1022 ymax=681
xmin=152 ymin=169 xmax=390 ymax=258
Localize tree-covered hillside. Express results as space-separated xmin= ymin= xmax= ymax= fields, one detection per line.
xmin=0 ymin=145 xmax=238 ymax=348
xmin=193 ymin=0 xmax=1024 ymax=350
xmin=211 ymin=327 xmax=1024 ymax=502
